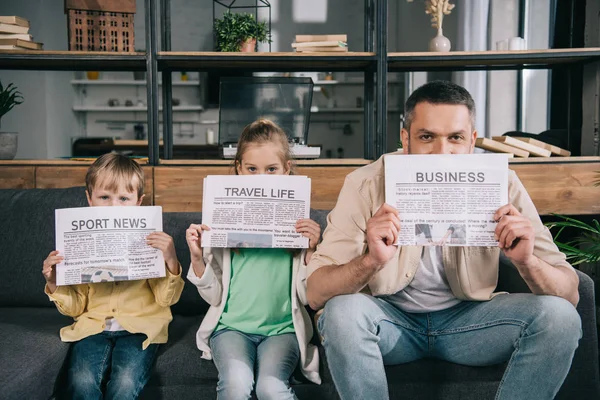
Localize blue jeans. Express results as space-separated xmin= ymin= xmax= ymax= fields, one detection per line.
xmin=210 ymin=329 xmax=300 ymax=400
xmin=62 ymin=331 xmax=159 ymax=400
xmin=318 ymin=293 xmax=582 ymax=400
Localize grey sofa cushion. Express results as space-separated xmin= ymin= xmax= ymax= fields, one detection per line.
xmin=0 ymin=187 xmax=88 ymax=307
xmin=0 ymin=307 xmax=72 ymax=400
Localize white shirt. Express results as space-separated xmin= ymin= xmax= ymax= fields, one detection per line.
xmin=385 ymin=246 xmax=461 ymax=313
xmin=104 ymin=317 xmax=126 ymax=332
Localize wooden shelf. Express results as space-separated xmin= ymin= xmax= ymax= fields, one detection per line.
xmin=73 ymin=105 xmax=203 ymax=112
xmin=387 ymin=48 xmax=600 ymax=71
xmin=157 ymin=51 xmax=376 ymax=72
xmin=0 ymin=50 xmax=146 ymax=71
xmin=71 ymin=79 xmax=200 ymax=86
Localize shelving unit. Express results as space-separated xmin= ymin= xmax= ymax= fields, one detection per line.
xmin=72 ymin=105 xmax=203 ymax=112
xmin=0 ymin=0 xmax=594 ymax=163
xmin=71 ymin=79 xmax=200 ymax=86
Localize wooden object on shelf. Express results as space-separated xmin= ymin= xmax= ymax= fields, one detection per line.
xmin=0 ymin=39 xmax=42 ymax=50
xmin=65 ymin=0 xmax=136 ymax=52
xmin=295 ymin=34 xmax=347 ymax=43
xmin=0 ymin=16 xmax=30 ymax=27
xmin=475 ymin=138 xmax=529 ymax=158
xmin=492 ymin=136 xmax=552 ymax=157
xmin=513 ymin=137 xmax=571 ymax=157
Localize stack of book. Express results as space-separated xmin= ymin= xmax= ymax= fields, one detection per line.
xmin=0 ymin=16 xmax=43 ymax=50
xmin=292 ymin=34 xmax=348 ymax=53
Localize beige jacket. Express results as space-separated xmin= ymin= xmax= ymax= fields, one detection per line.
xmin=187 ymin=248 xmax=321 ymax=384
xmin=307 ymin=153 xmax=572 ymax=301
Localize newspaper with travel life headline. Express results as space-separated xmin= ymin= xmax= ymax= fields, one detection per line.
xmin=201 ymin=175 xmax=311 ymax=248
xmin=55 ymin=206 xmax=165 ymax=286
xmin=384 ymin=154 xmax=509 ymax=246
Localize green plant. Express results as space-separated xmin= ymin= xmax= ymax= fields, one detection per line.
xmin=545 ymin=173 xmax=600 ymax=266
xmin=214 ymin=11 xmax=271 ymax=52
xmin=0 ymin=81 xmax=24 ymax=127
xmin=546 ymin=215 xmax=600 ymax=265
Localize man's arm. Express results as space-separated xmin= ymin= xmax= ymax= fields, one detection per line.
xmin=307 ymin=203 xmax=400 ymax=310
xmin=495 ymin=203 xmax=579 ymax=306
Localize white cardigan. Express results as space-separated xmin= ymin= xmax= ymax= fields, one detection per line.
xmin=186 ymin=247 xmax=321 ymax=384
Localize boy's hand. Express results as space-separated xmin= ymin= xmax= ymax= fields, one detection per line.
xmin=43 ymin=250 xmax=63 ymax=294
xmin=296 ymin=219 xmax=321 ymax=265
xmin=146 ymin=232 xmax=180 ymax=275
xmin=186 ymin=223 xmax=210 ymax=264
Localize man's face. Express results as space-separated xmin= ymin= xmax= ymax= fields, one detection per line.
xmin=401 ymin=102 xmax=477 ymax=154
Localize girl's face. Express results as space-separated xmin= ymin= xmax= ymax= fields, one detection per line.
xmin=237 ymin=142 xmax=291 ymax=175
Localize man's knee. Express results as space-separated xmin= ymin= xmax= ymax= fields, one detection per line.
xmin=255 ymin=376 xmax=291 ymax=400
xmin=320 ymin=293 xmax=375 ymax=340
xmin=533 ymin=296 xmax=582 ymax=343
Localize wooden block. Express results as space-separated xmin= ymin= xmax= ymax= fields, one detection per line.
xmin=492 ymin=136 xmax=552 ymax=157
xmin=0 ymin=166 xmax=34 ymax=189
xmin=476 ymin=138 xmax=530 ymax=158
xmin=510 ymin=162 xmax=600 ymax=215
xmin=513 ymin=137 xmax=571 ymax=157
xmin=35 ymin=166 xmax=153 ymax=205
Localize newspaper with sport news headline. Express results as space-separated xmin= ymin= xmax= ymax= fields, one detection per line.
xmin=55 ymin=206 xmax=165 ymax=286
xmin=201 ymin=175 xmax=311 ymax=248
xmin=384 ymin=154 xmax=509 ymax=246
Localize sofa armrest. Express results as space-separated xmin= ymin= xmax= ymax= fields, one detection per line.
xmin=498 ymin=254 xmax=600 ymax=398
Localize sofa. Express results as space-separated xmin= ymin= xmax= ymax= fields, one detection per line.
xmin=0 ymin=186 xmax=598 ymax=400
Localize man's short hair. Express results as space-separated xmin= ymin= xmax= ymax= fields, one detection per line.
xmin=85 ymin=153 xmax=145 ymax=199
xmin=404 ymin=80 xmax=476 ymax=132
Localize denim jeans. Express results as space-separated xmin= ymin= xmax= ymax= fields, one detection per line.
xmin=210 ymin=329 xmax=300 ymax=400
xmin=318 ymin=293 xmax=582 ymax=400
xmin=62 ymin=331 xmax=159 ymax=400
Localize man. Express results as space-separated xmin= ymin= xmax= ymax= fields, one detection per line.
xmin=306 ymin=81 xmax=581 ymax=400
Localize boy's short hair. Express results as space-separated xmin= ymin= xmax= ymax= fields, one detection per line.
xmin=85 ymin=153 xmax=145 ymax=198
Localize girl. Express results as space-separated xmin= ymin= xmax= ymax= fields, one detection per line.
xmin=186 ymin=119 xmax=321 ymax=400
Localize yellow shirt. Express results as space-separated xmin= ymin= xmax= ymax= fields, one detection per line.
xmin=45 ymin=266 xmax=184 ymax=349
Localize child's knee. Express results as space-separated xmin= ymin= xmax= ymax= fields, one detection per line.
xmin=255 ymin=376 xmax=292 ymax=400
xmin=217 ymin=369 xmax=254 ymax=398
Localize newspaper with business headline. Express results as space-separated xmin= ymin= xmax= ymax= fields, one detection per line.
xmin=201 ymin=175 xmax=311 ymax=248
xmin=384 ymin=154 xmax=509 ymax=246
xmin=55 ymin=206 xmax=165 ymax=286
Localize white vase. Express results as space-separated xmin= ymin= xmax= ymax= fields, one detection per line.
xmin=429 ymin=28 xmax=451 ymax=52
xmin=0 ymin=132 xmax=18 ymax=160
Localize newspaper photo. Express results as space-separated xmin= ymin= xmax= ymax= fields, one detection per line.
xmin=384 ymin=154 xmax=509 ymax=246
xmin=55 ymin=206 xmax=165 ymax=286
xmin=201 ymin=175 xmax=311 ymax=248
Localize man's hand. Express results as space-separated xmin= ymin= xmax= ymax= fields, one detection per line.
xmin=365 ymin=203 xmax=401 ymax=268
xmin=146 ymin=232 xmax=180 ymax=274
xmin=42 ymin=250 xmax=62 ymax=294
xmin=494 ymin=204 xmax=535 ymax=267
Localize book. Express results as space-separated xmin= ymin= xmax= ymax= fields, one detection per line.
xmin=492 ymin=136 xmax=552 ymax=157
xmin=0 ymin=33 xmax=33 ymax=41
xmin=292 ymin=41 xmax=347 ymax=48
xmin=0 ymin=23 xmax=29 ymax=34
xmin=295 ymin=34 xmax=347 ymax=43
xmin=0 ymin=16 xmax=30 ymax=27
xmin=0 ymin=39 xmax=42 ymax=50
xmin=295 ymin=46 xmax=349 ymax=52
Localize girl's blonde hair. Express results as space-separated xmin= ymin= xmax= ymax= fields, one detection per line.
xmin=85 ymin=153 xmax=145 ymax=199
xmin=234 ymin=119 xmax=295 ymax=174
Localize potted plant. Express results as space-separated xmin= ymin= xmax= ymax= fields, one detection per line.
xmin=0 ymin=80 xmax=24 ymax=160
xmin=214 ymin=11 xmax=271 ymax=52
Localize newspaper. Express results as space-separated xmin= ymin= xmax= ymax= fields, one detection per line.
xmin=384 ymin=154 xmax=509 ymax=246
xmin=201 ymin=175 xmax=311 ymax=248
xmin=55 ymin=206 xmax=165 ymax=286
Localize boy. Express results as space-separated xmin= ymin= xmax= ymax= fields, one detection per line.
xmin=42 ymin=153 xmax=184 ymax=399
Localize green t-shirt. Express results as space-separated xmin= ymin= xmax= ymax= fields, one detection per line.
xmin=216 ymin=248 xmax=295 ymax=336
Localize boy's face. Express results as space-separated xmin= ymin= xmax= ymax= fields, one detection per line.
xmin=86 ymin=176 xmax=144 ymax=207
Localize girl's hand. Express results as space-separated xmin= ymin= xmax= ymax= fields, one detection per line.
xmin=146 ymin=232 xmax=180 ymax=275
xmin=296 ymin=218 xmax=321 ymax=250
xmin=186 ymin=224 xmax=211 ymax=264
xmin=43 ymin=250 xmax=63 ymax=293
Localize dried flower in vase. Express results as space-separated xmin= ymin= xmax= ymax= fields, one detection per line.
xmin=407 ymin=0 xmax=455 ymax=52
